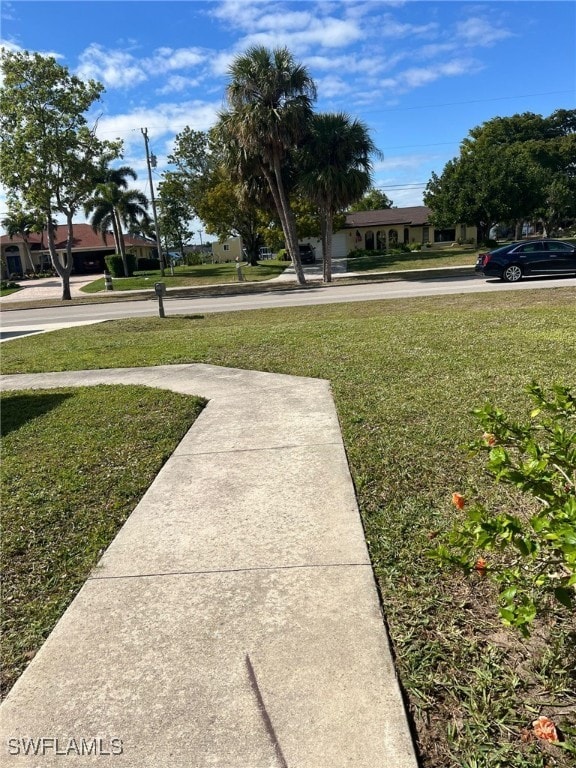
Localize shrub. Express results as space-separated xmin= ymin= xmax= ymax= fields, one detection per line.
xmin=136 ymin=257 xmax=160 ymax=271
xmin=105 ymin=253 xmax=136 ymax=277
xmin=434 ymin=382 xmax=576 ymax=635
xmin=184 ymin=253 xmax=203 ymax=266
xmin=390 ymin=243 xmax=411 ymax=255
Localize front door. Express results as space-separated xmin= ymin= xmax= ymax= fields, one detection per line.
xmin=6 ymin=253 xmax=22 ymax=276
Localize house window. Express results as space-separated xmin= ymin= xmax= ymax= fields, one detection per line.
xmin=223 ymin=244 xmax=230 ymax=251
xmin=376 ymin=231 xmax=385 ymax=250
xmin=388 ymin=229 xmax=398 ymax=246
xmin=365 ymin=230 xmax=375 ymax=250
xmin=403 ymin=228 xmax=409 ymax=244
xmin=422 ymin=226 xmax=430 ymax=244
xmin=460 ymin=224 xmax=467 ymax=241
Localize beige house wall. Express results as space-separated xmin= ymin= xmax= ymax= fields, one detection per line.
xmin=211 ymin=237 xmax=243 ymax=263
xmin=347 ymin=223 xmax=477 ymax=253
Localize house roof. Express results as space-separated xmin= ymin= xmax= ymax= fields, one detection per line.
xmin=344 ymin=206 xmax=431 ymax=229
xmin=1 ymin=223 xmax=154 ymax=251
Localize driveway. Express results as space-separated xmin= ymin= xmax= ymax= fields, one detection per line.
xmin=0 ymin=274 xmax=96 ymax=303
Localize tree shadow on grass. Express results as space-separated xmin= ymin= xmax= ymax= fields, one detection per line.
xmin=0 ymin=392 xmax=72 ymax=437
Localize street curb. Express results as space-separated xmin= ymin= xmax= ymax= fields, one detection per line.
xmin=0 ymin=265 xmax=477 ymax=312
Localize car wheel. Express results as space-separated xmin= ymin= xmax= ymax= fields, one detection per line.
xmin=502 ymin=264 xmax=523 ymax=282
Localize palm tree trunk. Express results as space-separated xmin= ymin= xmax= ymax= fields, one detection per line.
xmin=20 ymin=235 xmax=37 ymax=274
xmin=114 ymin=210 xmax=130 ymax=277
xmin=323 ymin=210 xmax=334 ymax=283
xmin=270 ymin=156 xmax=306 ymax=285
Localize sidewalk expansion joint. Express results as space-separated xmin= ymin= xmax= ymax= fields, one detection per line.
xmin=87 ymin=561 xmax=373 ymax=581
xmin=171 ymin=440 xmax=342 ymax=457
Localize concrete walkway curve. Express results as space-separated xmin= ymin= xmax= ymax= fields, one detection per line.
xmin=0 ymin=364 xmax=418 ymax=767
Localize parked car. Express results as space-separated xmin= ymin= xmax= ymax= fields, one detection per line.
xmin=475 ymin=239 xmax=576 ymax=282
xmin=299 ymin=244 xmax=316 ymax=264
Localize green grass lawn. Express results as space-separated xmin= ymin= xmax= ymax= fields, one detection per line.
xmin=81 ymin=259 xmax=289 ymax=292
xmin=1 ymin=286 xmax=575 ymax=767
xmin=346 ymin=246 xmax=479 ymax=272
xmin=0 ymin=386 xmax=205 ymax=699
xmin=0 ymin=283 xmax=22 ymax=297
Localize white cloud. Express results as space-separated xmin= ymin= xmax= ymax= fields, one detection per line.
xmin=148 ymin=47 xmax=205 ymax=74
xmin=76 ymin=43 xmax=208 ymax=90
xmin=376 ymin=15 xmax=438 ymax=39
xmin=77 ymin=44 xmax=147 ymax=88
xmin=94 ymin=101 xmax=220 ymax=153
xmin=315 ymin=74 xmax=351 ymax=98
xmin=380 ymin=58 xmax=482 ymax=93
xmin=456 ymin=16 xmax=513 ymax=46
xmin=156 ymin=75 xmax=200 ymax=95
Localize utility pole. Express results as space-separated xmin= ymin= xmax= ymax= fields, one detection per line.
xmin=142 ymin=127 xmax=165 ymax=277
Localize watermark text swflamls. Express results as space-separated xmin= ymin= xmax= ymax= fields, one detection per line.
xmin=7 ymin=737 xmax=123 ymax=756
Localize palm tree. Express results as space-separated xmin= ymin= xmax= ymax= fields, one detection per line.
xmin=84 ymin=170 xmax=149 ymax=277
xmin=298 ymin=113 xmax=380 ymax=282
xmin=1 ymin=207 xmax=44 ymax=274
xmin=219 ymin=46 xmax=316 ymax=285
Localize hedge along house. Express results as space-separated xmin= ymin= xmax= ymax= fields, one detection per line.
xmin=0 ymin=223 xmax=156 ymax=279
xmin=343 ymin=206 xmax=477 ymax=253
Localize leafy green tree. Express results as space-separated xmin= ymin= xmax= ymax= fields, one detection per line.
xmin=0 ymin=50 xmax=121 ymax=299
xmin=425 ymin=143 xmax=545 ymax=243
xmin=218 ymin=45 xmax=317 ymax=285
xmin=194 ymin=170 xmax=265 ymax=265
xmin=298 ymin=112 xmax=379 ymax=281
xmin=157 ymin=175 xmax=194 ymax=258
xmin=425 ymin=110 xmax=576 ymax=242
xmin=165 ymin=127 xmax=267 ymax=265
xmin=349 ymin=187 xmax=393 ymax=212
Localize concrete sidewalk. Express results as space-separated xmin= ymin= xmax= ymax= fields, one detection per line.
xmin=0 ymin=364 xmax=418 ymax=767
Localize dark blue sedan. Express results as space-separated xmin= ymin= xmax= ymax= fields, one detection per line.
xmin=475 ymin=239 xmax=576 ymax=282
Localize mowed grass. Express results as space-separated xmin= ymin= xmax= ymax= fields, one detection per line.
xmin=0 ymin=386 xmax=205 ymax=699
xmin=1 ymin=286 xmax=575 ymax=766
xmin=81 ymin=259 xmax=288 ymax=292
xmin=346 ymin=245 xmax=479 ymax=273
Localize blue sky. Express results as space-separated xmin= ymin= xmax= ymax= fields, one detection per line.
xmin=1 ymin=0 xmax=575 ymax=234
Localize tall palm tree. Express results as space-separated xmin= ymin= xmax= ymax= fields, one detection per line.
xmin=219 ymin=46 xmax=316 ymax=285
xmin=84 ymin=172 xmax=149 ymax=277
xmin=298 ymin=113 xmax=380 ymax=282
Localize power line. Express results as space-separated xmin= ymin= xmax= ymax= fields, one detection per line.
xmin=376 ymin=183 xmax=427 ymax=190
xmin=95 ymin=90 xmax=574 ymax=138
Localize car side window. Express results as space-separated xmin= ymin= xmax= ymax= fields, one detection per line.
xmin=547 ymin=242 xmax=572 ymax=252
xmin=516 ymin=243 xmax=540 ymax=253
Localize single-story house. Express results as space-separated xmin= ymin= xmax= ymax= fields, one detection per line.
xmin=0 ymin=223 xmax=156 ymax=278
xmin=212 ymin=206 xmax=476 ymax=262
xmin=342 ymin=206 xmax=476 ymax=254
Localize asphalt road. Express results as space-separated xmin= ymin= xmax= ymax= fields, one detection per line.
xmin=1 ymin=273 xmax=575 ymax=341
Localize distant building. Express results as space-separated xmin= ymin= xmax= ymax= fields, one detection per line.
xmin=0 ymin=223 xmax=156 ymax=278
xmin=211 ymin=236 xmax=244 ymax=263
xmin=211 ymin=206 xmax=476 ymax=261
xmin=343 ymin=206 xmax=476 ymax=252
